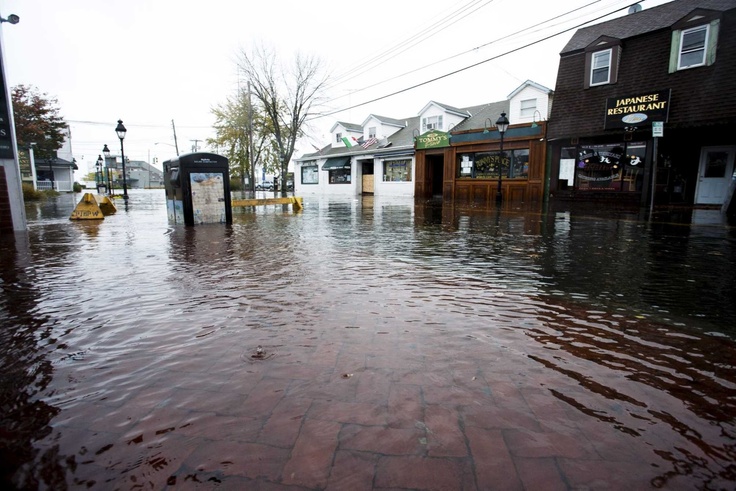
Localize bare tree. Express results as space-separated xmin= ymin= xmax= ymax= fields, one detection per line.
xmin=238 ymin=43 xmax=327 ymax=196
xmin=208 ymin=87 xmax=276 ymax=192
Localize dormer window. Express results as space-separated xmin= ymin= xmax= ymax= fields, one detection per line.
xmin=584 ymin=38 xmax=621 ymax=89
xmin=335 ymin=132 xmax=342 ymax=143
xmin=669 ymin=10 xmax=721 ymax=73
xmin=368 ymin=127 xmax=376 ymax=138
xmin=422 ymin=115 xmax=443 ymax=131
xmin=590 ymin=49 xmax=612 ymax=86
xmin=678 ymin=25 xmax=708 ymax=69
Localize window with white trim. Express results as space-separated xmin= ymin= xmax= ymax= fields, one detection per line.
xmin=383 ymin=159 xmax=412 ymax=182
xmin=520 ymin=99 xmax=537 ymax=118
xmin=335 ymin=132 xmax=342 ymax=143
xmin=422 ymin=115 xmax=443 ymax=132
xmin=678 ymin=25 xmax=708 ymax=69
xmin=368 ymin=127 xmax=376 ymax=138
xmin=590 ymin=49 xmax=611 ymax=86
xmin=301 ymin=165 xmax=318 ymax=184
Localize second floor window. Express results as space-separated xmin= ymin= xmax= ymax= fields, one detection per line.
xmin=679 ymin=25 xmax=708 ymax=69
xmin=591 ymin=49 xmax=611 ymax=86
xmin=368 ymin=127 xmax=376 ymax=138
xmin=520 ymin=99 xmax=537 ymax=118
xmin=335 ymin=133 xmax=342 ymax=143
xmin=422 ymin=115 xmax=443 ymax=132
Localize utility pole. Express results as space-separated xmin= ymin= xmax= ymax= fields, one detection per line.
xmin=190 ymin=139 xmax=201 ymax=153
xmin=171 ymin=119 xmax=180 ymax=156
xmin=248 ymin=81 xmax=255 ymax=193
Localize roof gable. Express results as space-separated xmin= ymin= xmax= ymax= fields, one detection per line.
xmin=361 ymin=114 xmax=406 ymax=128
xmin=506 ymin=80 xmax=553 ymax=99
xmin=584 ymin=35 xmax=622 ymax=52
xmin=672 ymin=8 xmax=723 ymax=29
xmin=418 ymin=101 xmax=470 ymax=118
xmin=329 ymin=121 xmax=362 ymax=133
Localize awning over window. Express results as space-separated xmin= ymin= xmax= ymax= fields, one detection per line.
xmin=378 ymin=150 xmax=414 ymax=159
xmin=322 ymin=157 xmax=351 ymax=170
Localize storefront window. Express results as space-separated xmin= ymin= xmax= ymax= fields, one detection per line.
xmin=559 ymin=147 xmax=576 ymax=189
xmin=329 ymin=168 xmax=351 ymax=184
xmin=575 ymin=142 xmax=646 ymax=192
xmin=301 ymin=165 xmax=318 ymax=184
xmin=383 ymin=159 xmax=412 ymax=182
xmin=456 ymin=149 xmax=529 ymax=179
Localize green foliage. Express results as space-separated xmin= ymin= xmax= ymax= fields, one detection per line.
xmin=22 ymin=183 xmax=42 ymax=201
xmin=229 ymin=178 xmax=243 ymax=191
xmin=12 ymin=85 xmax=67 ymax=161
xmin=209 ymin=89 xmax=279 ymax=189
xmin=73 ymin=182 xmax=83 ymax=193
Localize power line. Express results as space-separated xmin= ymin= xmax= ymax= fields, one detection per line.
xmin=66 ymin=119 xmax=213 ymax=130
xmin=325 ymin=0 xmax=609 ymax=106
xmin=328 ymin=0 xmax=497 ymax=89
xmin=314 ymin=1 xmax=642 ymax=120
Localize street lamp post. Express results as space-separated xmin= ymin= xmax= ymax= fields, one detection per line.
xmin=95 ymin=155 xmax=106 ymax=194
xmin=115 ymin=120 xmax=129 ymax=200
xmin=495 ymin=112 xmax=510 ymax=204
xmin=102 ymin=144 xmax=113 ymax=195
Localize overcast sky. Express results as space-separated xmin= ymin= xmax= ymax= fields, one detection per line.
xmin=1 ymin=0 xmax=672 ymax=176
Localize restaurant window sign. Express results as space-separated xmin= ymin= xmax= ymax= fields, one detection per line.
xmin=575 ymin=142 xmax=646 ymax=192
xmin=604 ymin=89 xmax=671 ymax=129
xmin=456 ymin=149 xmax=529 ymax=179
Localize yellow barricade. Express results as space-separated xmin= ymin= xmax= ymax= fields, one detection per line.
xmin=231 ymin=196 xmax=303 ymax=211
xmin=69 ymin=193 xmax=117 ymax=220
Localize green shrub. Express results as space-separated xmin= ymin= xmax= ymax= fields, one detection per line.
xmin=73 ymin=182 xmax=83 ymax=193
xmin=230 ymin=178 xmax=243 ymax=191
xmin=22 ymin=183 xmax=43 ymax=201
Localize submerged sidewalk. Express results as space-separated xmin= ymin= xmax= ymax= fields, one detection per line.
xmin=38 ymin=304 xmax=733 ymax=490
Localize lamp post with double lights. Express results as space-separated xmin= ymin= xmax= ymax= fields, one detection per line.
xmin=115 ymin=120 xmax=129 ymax=200
xmin=495 ymin=112 xmax=509 ymax=204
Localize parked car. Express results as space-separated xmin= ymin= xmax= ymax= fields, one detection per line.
xmin=255 ymin=180 xmax=273 ymax=190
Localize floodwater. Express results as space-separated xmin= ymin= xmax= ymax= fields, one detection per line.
xmin=1 ymin=190 xmax=735 ymax=489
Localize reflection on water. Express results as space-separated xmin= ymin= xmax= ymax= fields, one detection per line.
xmin=1 ymin=190 xmax=734 ymax=488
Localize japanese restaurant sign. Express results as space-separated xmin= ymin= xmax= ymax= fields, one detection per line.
xmin=604 ymin=89 xmax=671 ymax=130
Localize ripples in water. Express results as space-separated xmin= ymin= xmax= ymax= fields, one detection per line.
xmin=1 ymin=191 xmax=734 ymax=488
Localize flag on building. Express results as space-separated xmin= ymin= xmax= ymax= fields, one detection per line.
xmin=361 ymin=137 xmax=378 ymax=149
xmin=342 ymin=136 xmax=358 ymax=147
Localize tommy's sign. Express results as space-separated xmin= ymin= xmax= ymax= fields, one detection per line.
xmin=604 ymin=89 xmax=671 ymax=130
xmin=416 ymin=130 xmax=450 ymax=150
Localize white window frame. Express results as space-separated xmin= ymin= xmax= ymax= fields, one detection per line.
xmin=678 ymin=25 xmax=709 ymax=70
xmin=590 ymin=49 xmax=612 ymax=86
xmin=335 ymin=132 xmax=342 ymax=143
xmin=422 ymin=115 xmax=443 ymax=131
xmin=520 ymin=99 xmax=537 ymax=118
xmin=368 ymin=127 xmax=376 ymax=138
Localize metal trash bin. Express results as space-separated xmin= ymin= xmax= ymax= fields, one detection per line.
xmin=163 ymin=152 xmax=232 ymax=225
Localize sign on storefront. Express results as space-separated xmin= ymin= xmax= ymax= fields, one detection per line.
xmin=604 ymin=89 xmax=671 ymax=130
xmin=416 ymin=130 xmax=449 ymax=150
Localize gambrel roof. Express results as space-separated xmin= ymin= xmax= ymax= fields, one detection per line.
xmin=562 ymin=0 xmax=736 ymax=54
